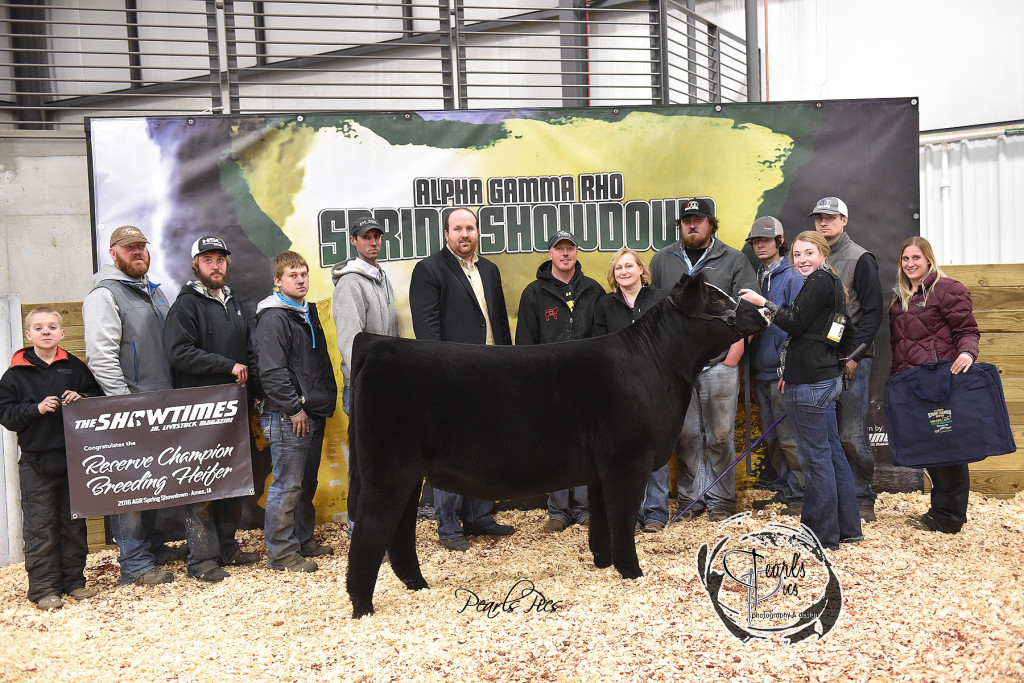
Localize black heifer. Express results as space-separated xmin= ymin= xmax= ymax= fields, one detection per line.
xmin=346 ymin=273 xmax=769 ymax=617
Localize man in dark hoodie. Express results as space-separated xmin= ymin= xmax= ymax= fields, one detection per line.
xmin=254 ymin=250 xmax=338 ymax=573
xmin=330 ymin=216 xmax=399 ymax=536
xmin=745 ymin=217 xmax=805 ymax=514
xmin=163 ymin=235 xmax=261 ymax=582
xmin=515 ymin=230 xmax=604 ymax=531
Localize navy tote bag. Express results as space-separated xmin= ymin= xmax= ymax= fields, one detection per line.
xmin=884 ymin=360 xmax=1016 ymax=468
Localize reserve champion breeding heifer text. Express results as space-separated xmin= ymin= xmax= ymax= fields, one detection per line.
xmin=346 ymin=273 xmax=771 ymax=617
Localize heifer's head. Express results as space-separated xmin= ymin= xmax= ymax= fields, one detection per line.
xmin=669 ymin=273 xmax=771 ymax=337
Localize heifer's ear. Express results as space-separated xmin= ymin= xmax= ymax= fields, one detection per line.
xmin=671 ymin=271 xmax=706 ymax=315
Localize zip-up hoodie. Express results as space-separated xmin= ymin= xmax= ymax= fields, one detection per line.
xmin=514 ymin=260 xmax=604 ymax=345
xmin=750 ymin=257 xmax=804 ymax=380
xmin=164 ymin=281 xmax=262 ymax=395
xmin=330 ymin=258 xmax=399 ymax=386
xmin=82 ymin=263 xmax=172 ymax=395
xmin=0 ymin=347 xmax=102 ymax=473
xmin=254 ymin=293 xmax=337 ymax=419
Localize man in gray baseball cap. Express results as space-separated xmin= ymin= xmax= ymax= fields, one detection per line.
xmin=745 ymin=216 xmax=805 ymax=514
xmin=810 ymin=196 xmax=883 ymax=521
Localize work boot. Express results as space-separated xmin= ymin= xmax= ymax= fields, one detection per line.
xmin=439 ymin=536 xmax=470 ymax=552
xmin=37 ymin=595 xmax=63 ymax=611
xmin=134 ymin=568 xmax=174 ymax=586
xmin=67 ymin=587 xmax=97 ymax=600
xmin=542 ymin=519 xmax=567 ymax=533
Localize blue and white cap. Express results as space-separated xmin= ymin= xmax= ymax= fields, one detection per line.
xmin=808 ymin=196 xmax=848 ymax=218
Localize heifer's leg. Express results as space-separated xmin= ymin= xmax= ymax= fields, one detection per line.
xmin=388 ymin=482 xmax=428 ymax=591
xmin=602 ymin=469 xmax=648 ymax=580
xmin=587 ymin=482 xmax=611 ymax=569
xmin=346 ymin=479 xmax=410 ymax=618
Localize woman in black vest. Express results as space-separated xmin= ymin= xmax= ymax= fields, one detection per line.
xmin=740 ymin=231 xmax=861 ymax=550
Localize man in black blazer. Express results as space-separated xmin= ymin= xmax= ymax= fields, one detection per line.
xmin=409 ymin=207 xmax=516 ymax=551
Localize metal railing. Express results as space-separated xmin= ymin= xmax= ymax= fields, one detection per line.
xmin=0 ymin=0 xmax=748 ymax=134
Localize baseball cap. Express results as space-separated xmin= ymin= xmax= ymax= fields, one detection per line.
xmin=746 ymin=216 xmax=785 ymax=242
xmin=109 ymin=225 xmax=149 ymax=248
xmin=190 ymin=235 xmax=231 ymax=257
xmin=547 ymin=230 xmax=579 ymax=249
xmin=678 ymin=197 xmax=716 ymax=219
xmin=350 ymin=216 xmax=384 ymax=237
xmin=808 ymin=196 xmax=848 ymax=218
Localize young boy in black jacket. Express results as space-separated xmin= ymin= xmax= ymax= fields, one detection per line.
xmin=0 ymin=307 xmax=102 ymax=610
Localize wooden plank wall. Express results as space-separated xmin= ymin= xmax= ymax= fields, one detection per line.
xmin=943 ymin=264 xmax=1024 ymax=496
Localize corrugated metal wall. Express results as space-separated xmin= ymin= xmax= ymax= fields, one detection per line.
xmin=920 ymin=128 xmax=1024 ymax=266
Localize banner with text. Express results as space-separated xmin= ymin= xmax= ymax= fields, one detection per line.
xmin=86 ymin=100 xmax=922 ymax=513
xmin=64 ymin=384 xmax=255 ymax=518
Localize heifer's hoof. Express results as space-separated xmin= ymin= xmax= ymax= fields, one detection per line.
xmin=615 ymin=566 xmax=643 ymax=580
xmin=402 ymin=577 xmax=429 ymax=591
xmin=592 ymin=553 xmax=612 ymax=569
xmin=350 ymin=595 xmax=375 ymax=618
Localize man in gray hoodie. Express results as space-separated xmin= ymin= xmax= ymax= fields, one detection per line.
xmin=82 ymin=225 xmax=178 ymax=586
xmin=331 ymin=217 xmax=399 ymax=415
xmin=330 ymin=216 xmax=399 ymax=534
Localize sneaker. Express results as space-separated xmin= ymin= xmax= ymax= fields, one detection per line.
xmin=859 ymin=505 xmax=876 ymax=522
xmin=439 ymin=536 xmax=470 ymax=552
xmin=299 ymin=541 xmax=334 ymax=558
xmin=579 ymin=518 xmax=590 ymax=529
xmin=643 ymin=520 xmax=665 ymax=533
xmin=37 ymin=595 xmax=63 ymax=611
xmin=269 ymin=558 xmax=318 ymax=573
xmin=906 ymin=513 xmax=950 ymax=532
xmin=190 ymin=566 xmax=230 ymax=583
xmin=134 ymin=568 xmax=174 ymax=586
xmin=67 ymin=587 xmax=97 ymax=600
xmin=221 ymin=551 xmax=259 ymax=566
xmin=839 ymin=534 xmax=864 ymax=544
xmin=463 ymin=523 xmax=516 ymax=537
xmin=542 ymin=519 xmax=567 ymax=533
xmin=708 ymin=509 xmax=735 ymax=523
xmin=678 ymin=508 xmax=704 ymax=521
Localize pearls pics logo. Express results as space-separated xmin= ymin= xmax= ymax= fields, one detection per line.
xmin=696 ymin=514 xmax=843 ymax=643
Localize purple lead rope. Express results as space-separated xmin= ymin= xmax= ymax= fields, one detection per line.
xmin=670 ymin=412 xmax=788 ymax=523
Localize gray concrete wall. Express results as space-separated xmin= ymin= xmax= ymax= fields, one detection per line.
xmin=1 ymin=132 xmax=95 ymax=303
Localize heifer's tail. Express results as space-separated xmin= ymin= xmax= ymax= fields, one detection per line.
xmin=672 ymin=413 xmax=787 ymax=523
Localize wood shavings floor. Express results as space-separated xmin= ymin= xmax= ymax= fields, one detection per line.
xmin=1 ymin=491 xmax=1021 ymax=682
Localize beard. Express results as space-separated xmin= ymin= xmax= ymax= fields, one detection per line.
xmin=682 ymin=229 xmax=712 ymax=249
xmin=197 ymin=268 xmax=228 ymax=291
xmin=114 ymin=250 xmax=150 ymax=278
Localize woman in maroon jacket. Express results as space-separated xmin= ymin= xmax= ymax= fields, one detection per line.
xmin=888 ymin=236 xmax=980 ymax=533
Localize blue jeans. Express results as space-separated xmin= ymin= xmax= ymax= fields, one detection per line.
xmin=183 ymin=496 xmax=244 ymax=574
xmin=548 ymin=487 xmax=589 ymax=525
xmin=434 ymin=489 xmax=496 ymax=540
xmin=111 ymin=509 xmax=172 ymax=584
xmin=785 ymin=376 xmax=861 ymax=549
xmin=836 ymin=356 xmax=876 ymax=506
xmin=676 ymin=363 xmax=740 ymax=513
xmin=754 ymin=378 xmax=805 ymax=504
xmin=638 ymin=463 xmax=670 ymax=526
xmin=261 ymin=412 xmax=325 ymax=568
